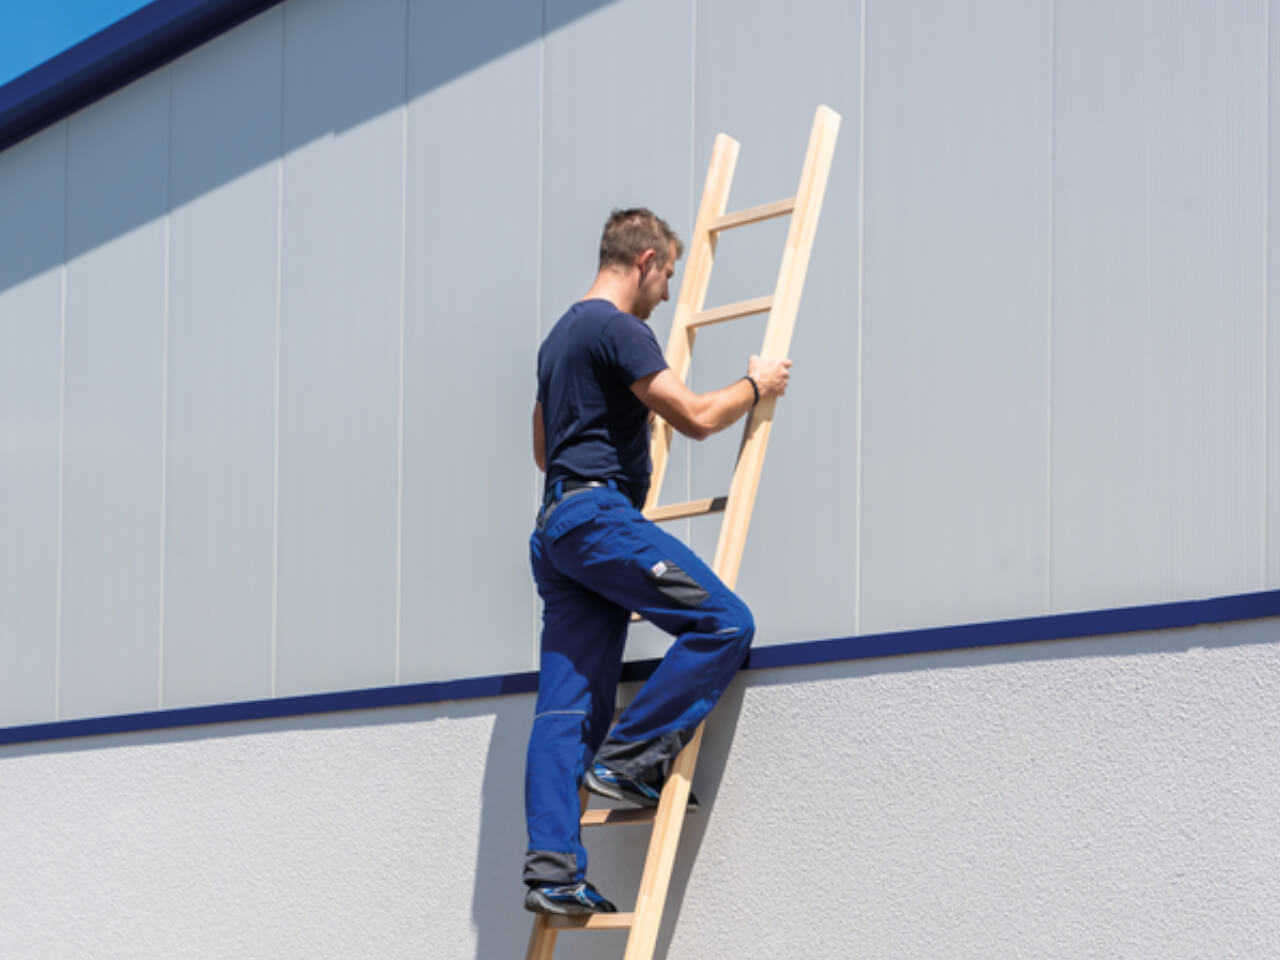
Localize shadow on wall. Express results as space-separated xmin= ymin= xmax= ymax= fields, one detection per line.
xmin=471 ymin=678 xmax=748 ymax=960
xmin=0 ymin=0 xmax=622 ymax=297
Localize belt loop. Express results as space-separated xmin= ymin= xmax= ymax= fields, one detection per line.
xmin=553 ymin=479 xmax=564 ymax=501
xmin=606 ymin=478 xmax=619 ymax=494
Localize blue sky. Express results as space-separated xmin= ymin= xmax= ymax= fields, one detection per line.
xmin=0 ymin=1 xmax=153 ymax=88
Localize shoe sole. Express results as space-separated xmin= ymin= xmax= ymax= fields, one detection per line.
xmin=583 ymin=767 xmax=652 ymax=806
xmin=524 ymin=889 xmax=615 ymax=915
xmin=583 ymin=768 xmax=699 ymax=810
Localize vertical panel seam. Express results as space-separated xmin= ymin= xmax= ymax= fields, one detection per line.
xmin=686 ymin=0 xmax=697 ymax=523
xmin=158 ymin=66 xmax=174 ymax=709
xmin=55 ymin=120 xmax=69 ymax=721
xmin=271 ymin=3 xmax=286 ymax=699
xmin=1265 ymin=0 xmax=1272 ymax=586
xmin=689 ymin=0 xmax=696 ymax=273
xmin=1045 ymin=0 xmax=1057 ymax=613
xmin=533 ymin=0 xmax=547 ymax=667
xmin=394 ymin=0 xmax=410 ymax=685
xmin=854 ymin=0 xmax=868 ymax=636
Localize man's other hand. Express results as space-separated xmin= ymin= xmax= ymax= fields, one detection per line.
xmin=747 ymin=355 xmax=792 ymax=399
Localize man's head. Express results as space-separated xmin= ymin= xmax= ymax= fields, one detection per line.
xmin=598 ymin=208 xmax=684 ymax=320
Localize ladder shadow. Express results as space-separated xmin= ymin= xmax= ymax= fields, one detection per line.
xmin=652 ymin=678 xmax=749 ymax=960
xmin=507 ymin=676 xmax=750 ymax=960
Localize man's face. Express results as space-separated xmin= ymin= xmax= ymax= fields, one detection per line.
xmin=633 ymin=244 xmax=677 ymax=320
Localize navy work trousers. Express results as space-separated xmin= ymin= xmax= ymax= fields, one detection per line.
xmin=523 ymin=483 xmax=755 ymax=886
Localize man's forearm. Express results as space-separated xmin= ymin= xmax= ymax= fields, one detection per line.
xmin=685 ymin=376 xmax=757 ymax=439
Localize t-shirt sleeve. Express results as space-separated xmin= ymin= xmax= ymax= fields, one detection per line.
xmin=599 ymin=314 xmax=668 ymax=385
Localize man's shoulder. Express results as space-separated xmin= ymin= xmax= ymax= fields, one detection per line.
xmin=552 ymin=299 xmax=653 ymax=346
xmin=588 ymin=302 xmax=654 ymax=341
xmin=575 ymin=298 xmax=631 ymax=328
xmin=546 ymin=299 xmax=620 ymax=339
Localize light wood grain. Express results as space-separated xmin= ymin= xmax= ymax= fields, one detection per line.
xmin=546 ymin=912 xmax=636 ymax=930
xmin=642 ymin=496 xmax=727 ymax=522
xmin=707 ymin=196 xmax=796 ymax=232
xmin=688 ymin=295 xmax=773 ymax=329
xmin=580 ymin=807 xmax=658 ymax=827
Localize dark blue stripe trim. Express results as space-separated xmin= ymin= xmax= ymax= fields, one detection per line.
xmin=0 ymin=0 xmax=285 ymax=154
xmin=1 ymin=589 xmax=1277 ymax=748
xmin=742 ymin=589 xmax=1280 ymax=671
xmin=0 ymin=670 xmax=540 ymax=747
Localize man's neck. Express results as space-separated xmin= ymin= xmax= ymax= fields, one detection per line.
xmin=581 ymin=268 xmax=637 ymax=315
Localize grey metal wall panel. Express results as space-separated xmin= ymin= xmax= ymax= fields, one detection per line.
xmin=4 ymin=0 xmax=1277 ymax=723
xmin=692 ymin=0 xmax=861 ymax=646
xmin=541 ymin=0 xmax=695 ymax=331
xmin=859 ymin=0 xmax=1053 ymax=633
xmin=162 ymin=11 xmax=282 ymax=707
xmin=59 ymin=74 xmax=169 ymax=719
xmin=1051 ymin=0 xmax=1267 ymax=612
xmin=0 ymin=125 xmax=64 ymax=725
xmin=399 ymin=1 xmax=542 ymax=681
xmin=275 ymin=0 xmax=405 ymax=695
xmin=541 ymin=0 xmax=695 ymax=662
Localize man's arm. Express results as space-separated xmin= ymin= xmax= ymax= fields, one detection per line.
xmin=532 ymin=403 xmax=546 ymax=472
xmin=631 ymin=355 xmax=791 ymax=441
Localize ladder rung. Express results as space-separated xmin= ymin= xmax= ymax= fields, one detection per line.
xmin=581 ymin=807 xmax=657 ymax=827
xmin=643 ymin=496 xmax=728 ymax=522
xmin=688 ymin=296 xmax=773 ymax=329
xmin=707 ymin=197 xmax=796 ymax=232
xmin=546 ymin=912 xmax=636 ymax=931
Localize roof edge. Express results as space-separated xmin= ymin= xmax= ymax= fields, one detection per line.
xmin=0 ymin=0 xmax=284 ymax=155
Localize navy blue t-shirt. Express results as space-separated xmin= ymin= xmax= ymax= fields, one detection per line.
xmin=537 ymin=299 xmax=668 ymax=506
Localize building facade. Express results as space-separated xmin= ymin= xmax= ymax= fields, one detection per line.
xmin=2 ymin=1 xmax=1278 ymax=957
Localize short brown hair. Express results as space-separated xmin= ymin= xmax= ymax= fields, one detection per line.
xmin=598 ymin=208 xmax=684 ymax=271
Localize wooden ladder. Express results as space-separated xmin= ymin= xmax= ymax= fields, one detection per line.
xmin=526 ymin=104 xmax=840 ymax=960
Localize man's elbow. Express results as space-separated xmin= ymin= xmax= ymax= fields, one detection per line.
xmin=676 ymin=417 xmax=713 ymax=442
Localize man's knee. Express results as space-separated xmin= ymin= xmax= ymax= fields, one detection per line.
xmin=715 ymin=593 xmax=754 ymax=653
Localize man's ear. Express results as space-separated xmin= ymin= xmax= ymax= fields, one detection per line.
xmin=636 ymin=248 xmax=657 ymax=276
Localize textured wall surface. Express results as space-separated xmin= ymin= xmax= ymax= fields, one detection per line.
xmin=2 ymin=0 xmax=1278 ymax=725
xmin=2 ymin=617 xmax=1277 ymax=959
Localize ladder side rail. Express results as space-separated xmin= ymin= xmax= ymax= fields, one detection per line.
xmin=711 ymin=106 xmax=841 ymax=585
xmin=644 ymin=134 xmax=739 ymax=512
xmin=527 ymin=915 xmax=558 ymax=960
xmin=621 ymin=725 xmax=705 ymax=960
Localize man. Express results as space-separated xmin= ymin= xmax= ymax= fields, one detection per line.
xmin=523 ymin=208 xmax=791 ymax=915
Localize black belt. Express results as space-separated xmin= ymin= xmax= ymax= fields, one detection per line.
xmin=542 ymin=478 xmax=614 ymax=510
xmin=538 ymin=478 xmax=628 ymax=531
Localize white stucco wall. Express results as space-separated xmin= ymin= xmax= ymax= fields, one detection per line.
xmin=3 ymin=615 xmax=1276 ymax=960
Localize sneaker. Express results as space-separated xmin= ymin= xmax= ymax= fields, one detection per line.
xmin=583 ymin=761 xmax=699 ymax=809
xmin=524 ymin=880 xmax=617 ymax=915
